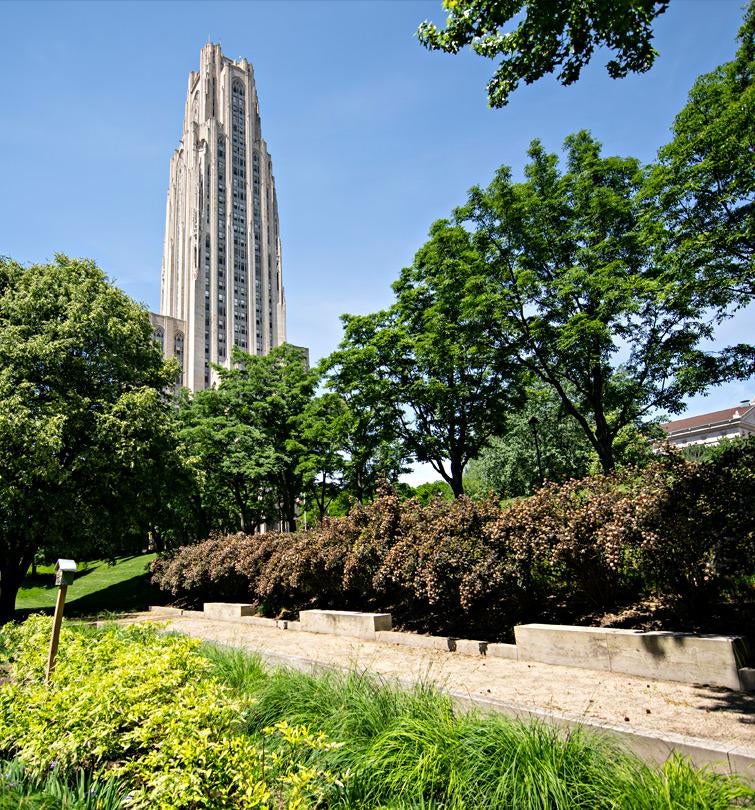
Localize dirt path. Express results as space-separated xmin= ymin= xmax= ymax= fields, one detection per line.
xmin=123 ymin=612 xmax=754 ymax=750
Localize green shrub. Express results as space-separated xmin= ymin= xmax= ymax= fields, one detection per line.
xmin=0 ymin=617 xmax=345 ymax=809
xmin=645 ymin=440 xmax=755 ymax=602
xmin=149 ymin=533 xmax=258 ymax=605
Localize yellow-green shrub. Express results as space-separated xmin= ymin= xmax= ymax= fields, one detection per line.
xmin=0 ymin=617 xmax=344 ymax=809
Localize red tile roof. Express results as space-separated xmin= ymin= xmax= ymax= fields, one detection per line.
xmin=663 ymin=405 xmax=754 ymax=434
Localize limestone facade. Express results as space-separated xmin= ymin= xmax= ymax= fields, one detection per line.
xmin=152 ymin=43 xmax=286 ymax=391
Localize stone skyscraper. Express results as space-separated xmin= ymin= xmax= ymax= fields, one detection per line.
xmin=151 ymin=43 xmax=286 ymax=391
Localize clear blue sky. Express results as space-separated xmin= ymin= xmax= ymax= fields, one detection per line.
xmin=1 ymin=0 xmax=752 ymax=446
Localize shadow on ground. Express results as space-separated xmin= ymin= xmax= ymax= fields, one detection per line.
xmin=695 ymin=685 xmax=755 ymax=724
xmin=22 ymin=565 xmax=100 ymax=591
xmin=14 ymin=573 xmax=167 ymax=622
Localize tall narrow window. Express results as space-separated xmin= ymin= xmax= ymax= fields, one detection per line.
xmin=217 ymin=134 xmax=227 ymax=359
xmin=231 ymin=79 xmax=248 ymax=351
xmin=153 ymin=326 xmax=165 ymax=354
xmin=174 ymin=332 xmax=184 ymax=387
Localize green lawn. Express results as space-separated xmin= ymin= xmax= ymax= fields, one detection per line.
xmin=15 ymin=553 xmax=161 ymax=618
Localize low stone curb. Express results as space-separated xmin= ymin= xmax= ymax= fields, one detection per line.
xmin=148 ymin=606 xmax=203 ymax=618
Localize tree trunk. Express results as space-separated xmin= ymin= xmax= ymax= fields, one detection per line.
xmin=281 ymin=492 xmax=297 ymax=533
xmin=232 ymin=481 xmax=252 ymax=534
xmin=594 ymin=431 xmax=615 ymax=473
xmin=449 ymin=457 xmax=465 ymax=498
xmin=0 ymin=551 xmax=33 ymax=625
xmin=150 ymin=526 xmax=165 ymax=553
xmin=318 ymin=472 xmax=327 ymax=520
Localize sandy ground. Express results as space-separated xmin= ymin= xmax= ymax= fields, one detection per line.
xmin=123 ymin=612 xmax=754 ymax=750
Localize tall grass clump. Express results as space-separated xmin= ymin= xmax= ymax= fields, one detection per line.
xmin=0 ymin=758 xmax=127 ymax=809
xmin=198 ymin=641 xmax=268 ymax=696
xmin=203 ymin=644 xmax=755 ymax=809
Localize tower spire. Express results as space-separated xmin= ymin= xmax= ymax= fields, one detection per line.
xmin=153 ymin=44 xmax=287 ymax=392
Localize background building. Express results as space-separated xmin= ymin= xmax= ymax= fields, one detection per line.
xmin=662 ymin=398 xmax=755 ymax=449
xmin=150 ymin=42 xmax=286 ymax=391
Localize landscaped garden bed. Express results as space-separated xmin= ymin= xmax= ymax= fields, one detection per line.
xmin=1 ymin=617 xmax=753 ymax=808
xmin=152 ymin=444 xmax=755 ymax=643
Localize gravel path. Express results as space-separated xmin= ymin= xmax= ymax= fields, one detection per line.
xmin=124 ymin=612 xmax=754 ymax=750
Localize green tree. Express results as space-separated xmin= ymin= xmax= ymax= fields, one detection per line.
xmin=178 ymin=387 xmax=278 ymax=535
xmin=646 ymin=2 xmax=755 ymax=387
xmin=469 ymin=383 xmax=593 ymax=497
xmin=411 ymin=480 xmax=454 ymax=505
xmin=457 ymin=132 xmax=714 ymax=472
xmin=214 ymin=344 xmax=319 ymax=531
xmin=0 ymin=256 xmax=174 ymax=622
xmin=319 ymin=368 xmax=410 ymax=505
xmin=337 ymin=408 xmax=408 ymax=505
xmin=651 ymin=2 xmax=754 ymax=304
xmin=326 ymin=221 xmax=518 ymax=496
xmin=417 ymin=0 xmax=669 ymax=108
xmin=98 ymin=387 xmax=198 ymax=553
xmin=293 ymin=393 xmax=349 ymax=521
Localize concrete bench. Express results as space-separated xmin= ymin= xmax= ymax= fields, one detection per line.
xmin=515 ymin=624 xmax=748 ymax=690
xmin=299 ymin=609 xmax=392 ymax=639
xmin=204 ymin=602 xmax=257 ymax=620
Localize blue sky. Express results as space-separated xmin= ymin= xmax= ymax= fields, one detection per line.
xmin=1 ymin=0 xmax=752 ymax=480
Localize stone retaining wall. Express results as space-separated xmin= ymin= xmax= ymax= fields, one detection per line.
xmin=169 ymin=605 xmax=752 ymax=692
xmin=514 ymin=624 xmax=749 ymax=691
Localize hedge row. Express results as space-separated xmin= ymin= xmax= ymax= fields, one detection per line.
xmin=152 ymin=441 xmax=755 ymax=640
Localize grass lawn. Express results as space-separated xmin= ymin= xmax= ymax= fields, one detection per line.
xmin=15 ymin=553 xmax=161 ymax=618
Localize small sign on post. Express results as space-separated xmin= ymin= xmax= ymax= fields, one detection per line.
xmin=46 ymin=559 xmax=76 ymax=685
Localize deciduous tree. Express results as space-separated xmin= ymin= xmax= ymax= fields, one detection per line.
xmin=645 ymin=2 xmax=755 ymax=388
xmin=293 ymin=393 xmax=349 ymax=521
xmin=458 ymin=132 xmax=714 ymax=472
xmin=649 ymin=1 xmax=754 ymax=305
xmin=0 ymin=256 xmax=174 ymax=622
xmin=469 ymin=382 xmax=593 ymax=497
xmin=417 ymin=0 xmax=669 ymax=107
xmin=326 ymin=221 xmax=518 ymax=496
xmin=178 ymin=387 xmax=278 ymax=535
xmin=213 ymin=344 xmax=319 ymax=531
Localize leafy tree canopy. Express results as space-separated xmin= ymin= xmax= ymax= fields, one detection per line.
xmin=180 ymin=344 xmax=318 ymax=535
xmin=325 ymin=221 xmax=519 ymax=496
xmin=457 ymin=131 xmax=719 ymax=472
xmin=293 ymin=393 xmax=350 ymax=521
xmin=417 ymin=0 xmax=669 ymax=107
xmin=0 ymin=255 xmax=175 ymax=622
xmin=469 ymin=382 xmax=594 ymax=498
xmin=645 ymin=3 xmax=755 ymax=388
xmin=650 ymin=2 xmax=754 ymax=300
xmin=411 ymin=480 xmax=454 ymax=505
xmin=178 ymin=386 xmax=278 ymax=535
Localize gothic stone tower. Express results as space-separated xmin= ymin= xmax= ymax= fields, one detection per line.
xmin=153 ymin=43 xmax=286 ymax=391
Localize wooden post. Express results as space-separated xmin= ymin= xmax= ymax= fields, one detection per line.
xmin=45 ymin=584 xmax=67 ymax=685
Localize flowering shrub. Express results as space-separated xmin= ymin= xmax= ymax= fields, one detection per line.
xmin=151 ymin=533 xmax=260 ymax=604
xmin=152 ymin=442 xmax=755 ymax=637
xmin=644 ymin=441 xmax=755 ymax=601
